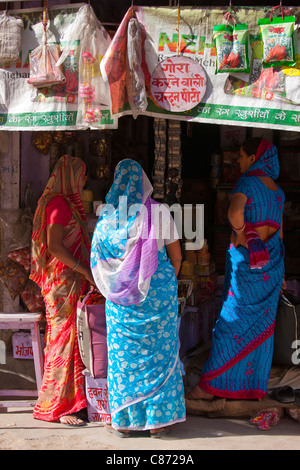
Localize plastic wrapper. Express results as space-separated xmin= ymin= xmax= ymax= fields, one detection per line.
xmin=27 ymin=44 xmax=66 ymax=88
xmin=213 ymin=23 xmax=250 ymax=74
xmin=259 ymin=15 xmax=296 ymax=68
xmin=7 ymin=245 xmax=31 ymax=273
xmin=0 ymin=11 xmax=23 ymax=62
xmin=20 ymin=279 xmax=45 ymax=313
xmin=56 ymin=4 xmax=111 ymax=128
xmin=126 ymin=18 xmax=148 ymax=119
xmin=0 ymin=259 xmax=28 ymax=300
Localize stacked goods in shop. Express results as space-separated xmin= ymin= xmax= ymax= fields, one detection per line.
xmin=167 ymin=121 xmax=182 ymax=202
xmin=152 ymin=118 xmax=167 ymax=200
xmin=197 ymin=239 xmax=210 ymax=267
xmin=180 ymin=259 xmax=197 ymax=287
xmin=180 ymin=240 xmax=216 ymax=304
xmin=152 ymin=119 xmax=182 ymax=203
xmin=196 ymin=240 xmax=216 ymax=301
xmin=82 ymin=189 xmax=94 ymax=214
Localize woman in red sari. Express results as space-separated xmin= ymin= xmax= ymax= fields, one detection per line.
xmin=30 ymin=155 xmax=94 ymax=425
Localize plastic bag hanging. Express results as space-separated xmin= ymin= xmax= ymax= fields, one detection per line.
xmin=27 ymin=2 xmax=66 ymax=88
xmin=126 ymin=17 xmax=148 ymax=119
xmin=258 ymin=6 xmax=296 ymax=68
xmin=0 ymin=10 xmax=23 ymax=63
xmin=56 ymin=4 xmax=111 ymax=128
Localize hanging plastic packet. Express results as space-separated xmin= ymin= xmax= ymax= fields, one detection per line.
xmin=56 ymin=4 xmax=111 ymax=128
xmin=213 ymin=23 xmax=250 ymax=74
xmin=258 ymin=9 xmax=296 ymax=68
xmin=126 ymin=17 xmax=148 ymax=119
xmin=27 ymin=3 xmax=65 ymax=88
xmin=0 ymin=11 xmax=23 ymax=63
xmin=28 ymin=44 xmax=66 ymax=87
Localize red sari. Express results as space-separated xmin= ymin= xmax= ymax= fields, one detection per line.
xmin=30 ymin=156 xmax=90 ymax=422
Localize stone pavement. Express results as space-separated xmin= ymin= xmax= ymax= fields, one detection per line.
xmin=0 ymin=404 xmax=300 ymax=451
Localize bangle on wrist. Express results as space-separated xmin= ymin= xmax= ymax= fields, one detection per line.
xmin=232 ymin=222 xmax=245 ymax=233
xmin=72 ymin=259 xmax=81 ymax=271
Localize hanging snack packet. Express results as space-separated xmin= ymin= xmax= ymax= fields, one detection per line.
xmin=27 ymin=44 xmax=66 ymax=87
xmin=213 ymin=23 xmax=250 ymax=74
xmin=27 ymin=3 xmax=66 ymax=88
xmin=259 ymin=15 xmax=296 ymax=68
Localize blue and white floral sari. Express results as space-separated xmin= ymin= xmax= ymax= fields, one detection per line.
xmin=91 ymin=159 xmax=185 ymax=431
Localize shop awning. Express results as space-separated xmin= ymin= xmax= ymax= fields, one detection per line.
xmin=101 ymin=5 xmax=300 ymax=132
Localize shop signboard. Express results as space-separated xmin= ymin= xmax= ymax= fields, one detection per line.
xmin=101 ymin=6 xmax=300 ymax=132
xmin=150 ymin=56 xmax=207 ymax=112
xmin=0 ymin=4 xmax=117 ymax=131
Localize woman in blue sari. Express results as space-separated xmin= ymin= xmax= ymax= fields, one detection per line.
xmin=187 ymin=138 xmax=285 ymax=401
xmin=90 ymin=159 xmax=185 ymax=437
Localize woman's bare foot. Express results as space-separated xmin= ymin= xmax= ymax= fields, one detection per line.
xmin=104 ymin=423 xmax=131 ymax=437
xmin=186 ymin=385 xmax=215 ymax=400
xmin=150 ymin=427 xmax=166 ymax=435
xmin=150 ymin=426 xmax=171 ymax=438
xmin=59 ymin=415 xmax=86 ymax=426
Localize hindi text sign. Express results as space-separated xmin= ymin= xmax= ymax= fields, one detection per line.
xmin=150 ymin=56 xmax=206 ymax=112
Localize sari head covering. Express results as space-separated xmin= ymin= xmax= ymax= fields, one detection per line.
xmin=30 ymin=155 xmax=88 ymax=287
xmin=91 ymin=159 xmax=159 ymax=305
xmin=245 ymin=138 xmax=280 ymax=180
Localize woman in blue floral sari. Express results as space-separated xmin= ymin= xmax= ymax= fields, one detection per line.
xmin=90 ymin=159 xmax=185 ymax=437
xmin=187 ymin=138 xmax=285 ymax=401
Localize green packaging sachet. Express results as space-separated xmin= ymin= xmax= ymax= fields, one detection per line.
xmin=213 ymin=23 xmax=250 ymax=74
xmin=258 ymin=16 xmax=296 ymax=68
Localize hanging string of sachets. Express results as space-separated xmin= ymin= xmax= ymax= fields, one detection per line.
xmin=258 ymin=11 xmax=296 ymax=68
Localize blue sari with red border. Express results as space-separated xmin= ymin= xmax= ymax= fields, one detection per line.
xmin=199 ymin=141 xmax=285 ymax=399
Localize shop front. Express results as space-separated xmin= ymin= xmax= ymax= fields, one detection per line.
xmin=98 ymin=3 xmax=300 ymax=361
